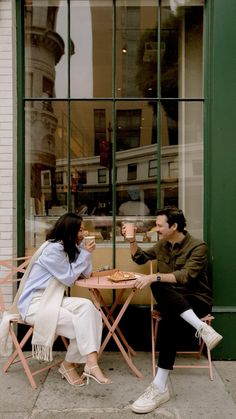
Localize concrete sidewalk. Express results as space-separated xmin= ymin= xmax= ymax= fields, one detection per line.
xmin=0 ymin=352 xmax=235 ymax=419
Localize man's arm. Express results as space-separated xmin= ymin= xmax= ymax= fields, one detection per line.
xmin=173 ymin=243 xmax=208 ymax=285
xmin=129 ymin=240 xmax=138 ymax=256
xmin=134 ymin=271 xmax=177 ymax=290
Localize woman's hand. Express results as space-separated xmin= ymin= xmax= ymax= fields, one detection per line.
xmin=134 ymin=274 xmax=155 ymax=290
xmin=84 ymin=240 xmax=96 ymax=253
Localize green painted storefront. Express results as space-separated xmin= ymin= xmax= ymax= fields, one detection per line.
xmin=204 ymin=0 xmax=236 ymax=359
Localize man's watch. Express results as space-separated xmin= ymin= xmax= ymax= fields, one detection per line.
xmin=156 ymin=275 xmax=161 ymax=282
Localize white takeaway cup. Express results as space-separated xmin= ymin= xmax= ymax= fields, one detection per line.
xmin=84 ymin=235 xmax=95 ymax=245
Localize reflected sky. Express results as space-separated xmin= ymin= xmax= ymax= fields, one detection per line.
xmin=55 ymin=0 xmax=93 ymax=97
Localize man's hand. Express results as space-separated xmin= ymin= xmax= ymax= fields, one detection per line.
xmin=135 ymin=274 xmax=155 ymax=290
xmin=121 ymin=223 xmax=137 ymax=241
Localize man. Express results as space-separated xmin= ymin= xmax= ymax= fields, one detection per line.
xmin=122 ymin=207 xmax=223 ymax=414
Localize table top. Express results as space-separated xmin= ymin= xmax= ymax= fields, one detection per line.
xmin=75 ymin=274 xmax=140 ymax=290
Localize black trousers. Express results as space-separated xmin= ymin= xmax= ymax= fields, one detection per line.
xmin=151 ymin=282 xmax=211 ymax=370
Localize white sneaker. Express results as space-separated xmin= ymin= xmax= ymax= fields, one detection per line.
xmin=196 ymin=323 xmax=223 ymax=350
xmin=131 ymin=383 xmax=170 ymax=414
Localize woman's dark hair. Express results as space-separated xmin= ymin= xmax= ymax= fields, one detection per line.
xmin=156 ymin=206 xmax=186 ymax=232
xmin=46 ymin=212 xmax=83 ymax=262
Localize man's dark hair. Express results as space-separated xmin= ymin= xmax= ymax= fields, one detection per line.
xmin=46 ymin=212 xmax=83 ymax=262
xmin=156 ymin=206 xmax=186 ymax=232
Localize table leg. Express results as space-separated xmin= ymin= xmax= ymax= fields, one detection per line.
xmin=88 ymin=287 xmax=143 ymax=378
xmin=94 ymin=289 xmax=136 ymax=357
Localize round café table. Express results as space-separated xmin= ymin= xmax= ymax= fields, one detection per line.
xmin=75 ymin=273 xmax=143 ymax=378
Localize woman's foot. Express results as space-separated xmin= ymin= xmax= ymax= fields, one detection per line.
xmin=59 ymin=361 xmax=85 ymax=387
xmin=83 ymin=364 xmax=112 ymax=385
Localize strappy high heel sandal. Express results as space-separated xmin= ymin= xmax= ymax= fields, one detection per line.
xmin=58 ymin=363 xmax=85 ymax=387
xmin=83 ymin=364 xmax=112 ymax=385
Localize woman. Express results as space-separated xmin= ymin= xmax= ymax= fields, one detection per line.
xmin=17 ymin=212 xmax=111 ymax=386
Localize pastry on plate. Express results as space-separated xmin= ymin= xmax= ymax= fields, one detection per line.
xmin=107 ymin=270 xmax=135 ymax=282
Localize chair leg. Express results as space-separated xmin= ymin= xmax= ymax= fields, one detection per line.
xmin=151 ymin=315 xmax=214 ymax=380
xmin=206 ymin=345 xmax=213 ymax=380
xmin=151 ymin=315 xmax=156 ymax=378
xmin=3 ymin=326 xmax=34 ymax=372
xmin=151 ymin=314 xmax=160 ymax=378
xmin=6 ymin=326 xmax=37 ymax=389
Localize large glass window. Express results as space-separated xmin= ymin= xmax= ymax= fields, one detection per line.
xmin=22 ymin=0 xmax=205 ymax=287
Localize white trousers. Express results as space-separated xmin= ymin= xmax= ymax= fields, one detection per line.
xmin=25 ymin=292 xmax=102 ymax=363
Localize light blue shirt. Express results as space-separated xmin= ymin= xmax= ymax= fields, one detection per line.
xmin=17 ymin=241 xmax=92 ymax=320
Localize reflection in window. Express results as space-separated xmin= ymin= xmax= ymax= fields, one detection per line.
xmin=94 ymin=109 xmax=106 ymax=155
xmin=127 ymin=163 xmax=137 ymax=181
xmin=55 ymin=171 xmax=63 ymax=185
xmin=148 ymin=159 xmax=157 ymax=177
xmin=98 ymin=168 xmax=107 ymax=184
xmin=116 ymin=109 xmax=141 ymax=151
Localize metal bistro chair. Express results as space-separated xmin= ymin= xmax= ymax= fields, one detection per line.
xmin=0 ymin=256 xmax=68 ymax=389
xmin=150 ymin=261 xmax=214 ymax=381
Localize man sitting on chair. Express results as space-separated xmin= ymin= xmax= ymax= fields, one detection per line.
xmin=122 ymin=206 xmax=223 ymax=414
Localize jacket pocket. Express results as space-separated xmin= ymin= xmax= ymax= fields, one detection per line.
xmin=174 ymin=256 xmax=186 ymax=268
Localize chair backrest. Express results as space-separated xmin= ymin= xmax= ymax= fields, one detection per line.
xmin=0 ymin=256 xmax=31 ymax=312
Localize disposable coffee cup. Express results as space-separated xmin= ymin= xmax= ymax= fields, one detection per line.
xmin=125 ymin=223 xmax=135 ymax=239
xmin=84 ymin=235 xmax=95 ymax=245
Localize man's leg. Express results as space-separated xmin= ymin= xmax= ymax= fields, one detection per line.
xmin=151 ymin=282 xmax=222 ymax=351
xmin=131 ymin=283 xmax=222 ymax=414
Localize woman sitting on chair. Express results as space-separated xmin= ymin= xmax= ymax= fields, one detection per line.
xmin=17 ymin=212 xmax=112 ymax=387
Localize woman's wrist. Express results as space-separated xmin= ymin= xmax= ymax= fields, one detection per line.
xmin=129 ymin=239 xmax=136 ymax=244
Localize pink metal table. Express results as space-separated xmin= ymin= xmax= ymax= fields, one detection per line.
xmin=75 ymin=274 xmax=143 ymax=378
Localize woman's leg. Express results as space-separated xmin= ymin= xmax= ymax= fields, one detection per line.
xmin=56 ymin=297 xmax=111 ymax=383
xmin=25 ymin=293 xmax=85 ymax=385
xmin=26 ymin=294 xmax=110 ymax=384
xmin=57 ymin=297 xmax=102 ymax=362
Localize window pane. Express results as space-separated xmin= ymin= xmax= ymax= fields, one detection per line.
xmin=24 ymin=0 xmax=68 ymax=98
xmin=161 ymin=1 xmax=204 ymax=98
xmin=116 ymin=0 xmax=158 ymax=98
xmin=160 ymin=101 xmax=203 ymax=238
xmin=69 ymin=101 xmax=113 ymax=252
xmin=70 ymin=0 xmax=113 ymax=98
xmin=25 ymin=100 xmax=68 ymax=251
xmin=116 ymin=100 xmax=157 ymax=219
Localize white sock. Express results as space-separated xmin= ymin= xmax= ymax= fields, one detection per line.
xmin=153 ymin=367 xmax=170 ymax=392
xmin=180 ymin=309 xmax=204 ymax=330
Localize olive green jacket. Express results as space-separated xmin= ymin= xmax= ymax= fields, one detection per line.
xmin=132 ymin=232 xmax=212 ymax=306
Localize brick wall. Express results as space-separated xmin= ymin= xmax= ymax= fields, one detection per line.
xmin=0 ymin=0 xmax=16 ymax=327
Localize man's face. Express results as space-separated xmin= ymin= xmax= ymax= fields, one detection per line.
xmin=155 ymin=214 xmax=176 ymax=242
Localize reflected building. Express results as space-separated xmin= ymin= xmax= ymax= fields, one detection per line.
xmin=24 ymin=3 xmax=64 ymax=218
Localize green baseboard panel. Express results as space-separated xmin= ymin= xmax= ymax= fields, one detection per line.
xmin=210 ymin=308 xmax=236 ymax=360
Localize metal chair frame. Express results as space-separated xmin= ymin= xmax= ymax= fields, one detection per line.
xmin=0 ymin=256 xmax=68 ymax=389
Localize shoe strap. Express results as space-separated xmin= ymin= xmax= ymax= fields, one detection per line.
xmin=87 ymin=364 xmax=99 ymax=371
xmin=61 ymin=365 xmax=76 ymax=373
